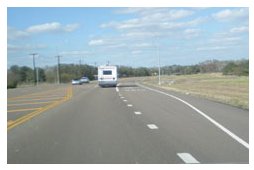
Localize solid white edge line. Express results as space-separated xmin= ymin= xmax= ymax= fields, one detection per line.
xmin=177 ymin=153 xmax=200 ymax=164
xmin=138 ymin=83 xmax=249 ymax=149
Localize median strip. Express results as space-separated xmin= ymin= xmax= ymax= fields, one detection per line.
xmin=7 ymin=86 xmax=73 ymax=131
xmin=8 ymin=87 xmax=67 ymax=100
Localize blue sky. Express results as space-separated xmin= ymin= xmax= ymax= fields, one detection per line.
xmin=7 ymin=7 xmax=249 ymax=68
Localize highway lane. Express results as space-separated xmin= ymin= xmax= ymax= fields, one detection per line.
xmin=137 ymin=82 xmax=249 ymax=142
xmin=8 ymin=83 xmax=180 ymax=163
xmin=7 ymin=81 xmax=248 ymax=163
xmin=118 ymin=82 xmax=248 ymax=163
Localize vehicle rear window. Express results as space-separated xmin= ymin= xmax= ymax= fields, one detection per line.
xmin=103 ymin=70 xmax=112 ymax=75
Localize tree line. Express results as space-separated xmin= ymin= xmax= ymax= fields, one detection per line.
xmin=7 ymin=59 xmax=249 ymax=88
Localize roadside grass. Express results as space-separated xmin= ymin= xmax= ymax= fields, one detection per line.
xmin=140 ymin=73 xmax=249 ymax=109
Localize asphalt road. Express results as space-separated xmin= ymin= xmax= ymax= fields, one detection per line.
xmin=7 ymin=80 xmax=249 ymax=164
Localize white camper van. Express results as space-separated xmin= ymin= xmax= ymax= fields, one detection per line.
xmin=98 ymin=65 xmax=118 ymax=87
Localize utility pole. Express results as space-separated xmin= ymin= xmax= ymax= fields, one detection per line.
xmin=156 ymin=40 xmax=161 ymax=86
xmin=30 ymin=53 xmax=38 ymax=86
xmin=56 ymin=55 xmax=61 ymax=84
xmin=36 ymin=68 xmax=39 ymax=86
xmin=79 ymin=59 xmax=82 ymax=66
xmin=79 ymin=58 xmax=82 ymax=76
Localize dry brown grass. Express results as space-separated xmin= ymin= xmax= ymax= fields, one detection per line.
xmin=139 ymin=73 xmax=249 ymax=109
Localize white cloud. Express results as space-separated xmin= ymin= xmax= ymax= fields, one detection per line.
xmin=101 ymin=8 xmax=195 ymax=31
xmin=26 ymin=22 xmax=61 ymax=33
xmin=59 ymin=50 xmax=90 ymax=56
xmin=63 ymin=23 xmax=80 ymax=32
xmin=160 ymin=17 xmax=207 ymax=30
xmin=8 ymin=27 xmax=29 ymax=40
xmin=8 ymin=44 xmax=47 ymax=52
xmin=165 ymin=9 xmax=194 ymax=20
xmin=88 ymin=39 xmax=105 ymax=46
xmin=133 ymin=43 xmax=152 ymax=48
xmin=212 ymin=8 xmax=248 ymax=21
xmin=184 ymin=28 xmax=200 ymax=34
xmin=131 ymin=50 xmax=142 ymax=55
xmin=121 ymin=31 xmax=160 ymax=38
xmin=210 ymin=36 xmax=241 ymax=43
xmin=116 ymin=18 xmax=141 ymax=29
xmin=100 ymin=16 xmax=207 ymax=45
xmin=230 ymin=26 xmax=249 ymax=33
xmin=208 ymin=30 xmax=244 ymax=45
xmin=197 ymin=29 xmax=247 ymax=51
xmin=26 ymin=22 xmax=80 ymax=33
xmin=8 ymin=22 xmax=80 ymax=40
xmin=184 ymin=28 xmax=201 ymax=39
xmin=196 ymin=46 xmax=228 ymax=51
xmin=100 ymin=21 xmax=117 ymax=29
xmin=106 ymin=43 xmax=126 ymax=49
xmin=116 ymin=8 xmax=194 ymax=20
xmin=115 ymin=7 xmax=152 ymax=14
xmin=139 ymin=9 xmax=194 ymax=22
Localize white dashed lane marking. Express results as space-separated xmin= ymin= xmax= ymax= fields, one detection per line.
xmin=127 ymin=104 xmax=133 ymax=107
xmin=147 ymin=124 xmax=159 ymax=129
xmin=138 ymin=83 xmax=249 ymax=149
xmin=123 ymin=100 xmax=128 ymax=102
xmin=177 ymin=153 xmax=200 ymax=164
xmin=134 ymin=111 xmax=142 ymax=115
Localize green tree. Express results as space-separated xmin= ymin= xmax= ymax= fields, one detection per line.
xmin=222 ymin=60 xmax=249 ymax=76
xmin=19 ymin=66 xmax=33 ymax=83
xmin=7 ymin=70 xmax=18 ymax=88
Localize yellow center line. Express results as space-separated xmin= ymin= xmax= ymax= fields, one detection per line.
xmin=8 ymin=97 xmax=65 ymax=102
xmin=8 ymin=107 xmax=42 ymax=113
xmin=8 ymin=94 xmax=67 ymax=100
xmin=66 ymin=86 xmax=73 ymax=99
xmin=8 ymin=120 xmax=14 ymax=126
xmin=8 ymin=100 xmax=61 ymax=106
